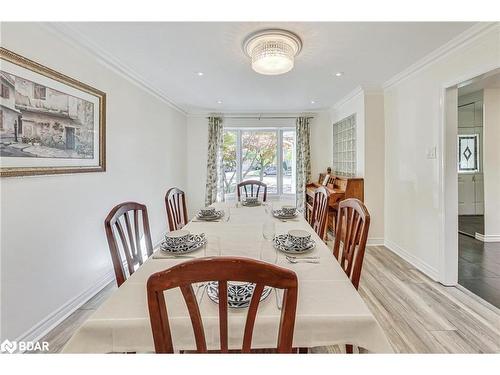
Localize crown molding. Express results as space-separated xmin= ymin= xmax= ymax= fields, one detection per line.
xmin=329 ymin=84 xmax=383 ymax=113
xmin=186 ymin=110 xmax=323 ymax=118
xmin=331 ymin=86 xmax=364 ymax=110
xmin=41 ymin=22 xmax=188 ymax=116
xmin=383 ymin=22 xmax=500 ymax=90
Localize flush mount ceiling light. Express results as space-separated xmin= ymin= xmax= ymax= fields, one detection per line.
xmin=243 ymin=29 xmax=302 ymax=75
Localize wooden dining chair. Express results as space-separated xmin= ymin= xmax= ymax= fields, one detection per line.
xmin=332 ymin=198 xmax=370 ymax=354
xmin=236 ymin=180 xmax=267 ymax=202
xmin=147 ymin=257 xmax=298 ymax=353
xmin=105 ymin=202 xmax=154 ymax=287
xmin=310 ymin=186 xmax=330 ymax=240
xmin=332 ymin=198 xmax=370 ymax=290
xmin=165 ymin=187 xmax=188 ymax=231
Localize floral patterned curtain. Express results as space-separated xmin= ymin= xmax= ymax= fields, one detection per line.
xmin=296 ymin=116 xmax=311 ymax=212
xmin=205 ymin=116 xmax=225 ymax=206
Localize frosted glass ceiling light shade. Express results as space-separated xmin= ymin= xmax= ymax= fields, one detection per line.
xmin=243 ymin=29 xmax=302 ymax=75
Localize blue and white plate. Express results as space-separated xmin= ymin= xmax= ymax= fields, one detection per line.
xmin=206 ymin=281 xmax=272 ymax=309
xmin=272 ymin=234 xmax=315 ymax=254
xmin=160 ymin=233 xmax=206 ymax=254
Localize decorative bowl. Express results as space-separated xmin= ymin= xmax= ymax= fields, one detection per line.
xmin=199 ymin=207 xmax=216 ymax=217
xmin=287 ymin=229 xmax=311 ymax=248
xmin=164 ymin=229 xmax=190 ymax=248
xmin=206 ymin=281 xmax=272 ymax=309
xmin=281 ymin=205 xmax=297 ymax=216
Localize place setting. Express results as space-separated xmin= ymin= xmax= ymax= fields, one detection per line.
xmin=153 ymin=229 xmax=208 ymax=259
xmin=192 ymin=206 xmax=227 ymax=222
xmin=270 ymin=204 xmax=301 ymax=222
xmin=202 ymin=281 xmax=273 ymax=309
xmin=273 ymin=229 xmax=319 ymax=264
xmin=196 ymin=239 xmax=279 ymax=310
xmin=240 ymin=196 xmax=261 ymax=207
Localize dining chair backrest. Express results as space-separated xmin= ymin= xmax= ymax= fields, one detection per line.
xmin=105 ymin=202 xmax=154 ymax=287
xmin=332 ymin=198 xmax=370 ymax=290
xmin=147 ymin=257 xmax=298 ymax=353
xmin=165 ymin=187 xmax=188 ymax=231
xmin=310 ymin=186 xmax=330 ymax=240
xmin=236 ymin=180 xmax=267 ymax=202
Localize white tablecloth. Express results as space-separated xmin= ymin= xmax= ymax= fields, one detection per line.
xmin=63 ymin=202 xmax=392 ymax=353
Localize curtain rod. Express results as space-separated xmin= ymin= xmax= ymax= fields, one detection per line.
xmin=206 ymin=116 xmax=314 ymax=120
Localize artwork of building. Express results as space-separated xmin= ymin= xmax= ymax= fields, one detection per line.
xmin=0 ymin=71 xmax=94 ymax=159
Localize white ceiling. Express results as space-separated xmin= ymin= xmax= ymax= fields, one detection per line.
xmin=62 ymin=22 xmax=475 ymax=113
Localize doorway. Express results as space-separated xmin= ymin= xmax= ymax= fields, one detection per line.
xmin=457 ymin=91 xmax=484 ymax=238
xmin=453 ymin=69 xmax=500 ymax=308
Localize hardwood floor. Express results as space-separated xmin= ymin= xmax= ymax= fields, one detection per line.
xmin=458 ymin=215 xmax=484 ymax=237
xmin=34 ymin=246 xmax=500 ymax=354
xmin=458 ymin=233 xmax=500 ymax=308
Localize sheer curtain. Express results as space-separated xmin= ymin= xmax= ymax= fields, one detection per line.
xmin=295 ymin=117 xmax=311 ymax=212
xmin=205 ymin=116 xmax=225 ymax=206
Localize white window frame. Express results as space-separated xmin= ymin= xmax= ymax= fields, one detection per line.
xmin=223 ymin=127 xmax=296 ymax=199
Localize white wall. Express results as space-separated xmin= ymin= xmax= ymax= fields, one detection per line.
xmin=327 ymin=88 xmax=385 ymax=244
xmin=309 ymin=111 xmax=332 ymax=179
xmin=0 ymin=23 xmax=187 ymax=341
xmin=384 ymin=23 xmax=500 ymax=281
xmin=363 ymin=92 xmax=385 ymax=244
xmin=483 ymin=88 xmax=500 ymax=240
xmin=186 ymin=115 xmax=208 ymax=217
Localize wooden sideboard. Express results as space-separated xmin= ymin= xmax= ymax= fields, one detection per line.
xmin=305 ymin=174 xmax=364 ymax=235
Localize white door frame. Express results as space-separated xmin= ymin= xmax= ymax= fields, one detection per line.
xmin=438 ymin=62 xmax=500 ymax=286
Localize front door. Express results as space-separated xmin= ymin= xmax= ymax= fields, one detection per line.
xmin=65 ymin=127 xmax=75 ymax=150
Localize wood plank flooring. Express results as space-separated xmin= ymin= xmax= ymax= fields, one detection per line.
xmin=34 ymin=246 xmax=500 ymax=354
xmin=458 ymin=233 xmax=500 ymax=308
xmin=458 ymin=215 xmax=484 ymax=237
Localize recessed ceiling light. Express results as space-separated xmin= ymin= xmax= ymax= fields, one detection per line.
xmin=335 ymin=72 xmax=343 ymax=77
xmin=217 ymin=100 xmax=223 ymax=104
xmin=310 ymin=100 xmax=316 ymax=104
xmin=196 ymin=71 xmax=204 ymax=76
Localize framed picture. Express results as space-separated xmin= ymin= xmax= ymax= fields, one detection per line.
xmin=0 ymin=48 xmax=106 ymax=177
xmin=458 ymin=134 xmax=479 ymax=173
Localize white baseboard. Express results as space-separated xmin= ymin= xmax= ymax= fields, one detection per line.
xmin=367 ymin=237 xmax=384 ymax=246
xmin=13 ymin=270 xmax=115 ymax=352
xmin=384 ymin=239 xmax=439 ymax=281
xmin=475 ymin=233 xmax=500 ymax=243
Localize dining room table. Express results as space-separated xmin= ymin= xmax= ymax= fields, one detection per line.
xmin=62 ymin=201 xmax=393 ymax=353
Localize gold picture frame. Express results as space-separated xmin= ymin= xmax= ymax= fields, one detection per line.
xmin=0 ymin=47 xmax=106 ymax=177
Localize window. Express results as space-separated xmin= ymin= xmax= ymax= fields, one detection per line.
xmin=1 ymin=84 xmax=9 ymax=99
xmin=34 ymin=84 xmax=46 ymax=100
xmin=222 ymin=128 xmax=296 ymax=197
xmin=458 ymin=134 xmax=479 ymax=173
xmin=332 ymin=114 xmax=356 ymax=176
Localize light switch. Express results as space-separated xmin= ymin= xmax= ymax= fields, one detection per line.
xmin=427 ymin=146 xmax=437 ymax=159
